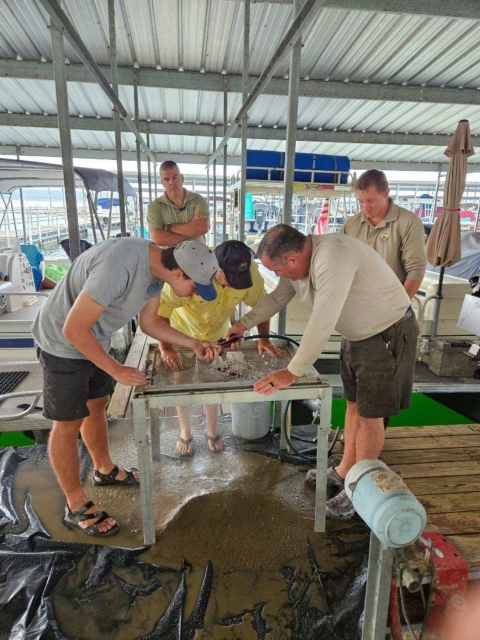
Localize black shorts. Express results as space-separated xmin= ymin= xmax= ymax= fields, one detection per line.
xmin=340 ymin=311 xmax=419 ymax=419
xmin=37 ymin=348 xmax=115 ymax=422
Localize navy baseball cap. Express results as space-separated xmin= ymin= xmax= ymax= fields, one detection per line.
xmin=174 ymin=241 xmax=219 ymax=301
xmin=215 ymin=240 xmax=253 ymax=290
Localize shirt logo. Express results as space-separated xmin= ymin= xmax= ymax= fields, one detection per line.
xmin=380 ymin=231 xmax=390 ymax=243
xmin=188 ymin=205 xmax=195 ymax=211
xmin=147 ymin=282 xmax=160 ymax=296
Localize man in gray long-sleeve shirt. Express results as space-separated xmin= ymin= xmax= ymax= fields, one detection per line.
xmin=227 ymin=224 xmax=419 ymax=519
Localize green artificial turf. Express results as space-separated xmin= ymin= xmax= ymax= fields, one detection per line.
xmin=0 ymin=393 xmax=473 ymax=448
xmin=331 ymin=393 xmax=473 ymax=429
xmin=0 ymin=431 xmax=35 ymax=447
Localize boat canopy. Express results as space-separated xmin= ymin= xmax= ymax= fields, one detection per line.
xmin=0 ymin=158 xmax=136 ymax=197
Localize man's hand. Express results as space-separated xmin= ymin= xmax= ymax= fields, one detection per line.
xmin=254 ymin=369 xmax=299 ymax=395
xmin=258 ymin=338 xmax=284 ymax=358
xmin=160 ymin=347 xmax=184 ymax=372
xmin=193 ymin=340 xmax=222 ymax=361
xmin=226 ymin=321 xmax=247 ymax=342
xmin=192 ymin=212 xmax=207 ymax=221
xmin=111 ymin=365 xmax=148 ymax=386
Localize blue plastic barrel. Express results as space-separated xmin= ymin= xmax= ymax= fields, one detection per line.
xmin=246 ymin=150 xmax=284 ymax=181
xmin=294 ymin=153 xmax=350 ymax=184
xmin=345 ymin=459 xmax=426 ymax=548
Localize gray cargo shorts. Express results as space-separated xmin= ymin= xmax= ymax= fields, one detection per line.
xmin=37 ymin=348 xmax=115 ymax=422
xmin=340 ymin=310 xmax=419 ymax=419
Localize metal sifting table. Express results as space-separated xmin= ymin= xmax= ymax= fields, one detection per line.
xmin=132 ymin=340 xmax=332 ymax=545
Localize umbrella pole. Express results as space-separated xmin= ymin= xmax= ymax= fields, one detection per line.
xmin=431 ymin=266 xmax=445 ymax=339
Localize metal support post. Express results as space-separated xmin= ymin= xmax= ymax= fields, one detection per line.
xmin=154 ymin=163 xmax=158 ymax=199
xmin=283 ymin=0 xmax=302 ymax=226
xmin=362 ymin=533 xmax=395 ymax=640
xmin=50 ymin=22 xmax=81 ymax=260
xmin=85 ymin=189 xmax=98 ymax=243
xmin=314 ymin=386 xmax=331 ymax=533
xmin=206 ymin=0 xmax=327 ymax=169
xmin=107 ymin=191 xmax=113 ymax=239
xmin=134 ymin=77 xmax=144 ymax=238
xmin=431 ymin=163 xmax=442 ymax=222
xmin=147 ymin=132 xmax=153 ymax=203
xmin=239 ymin=0 xmax=250 ymax=242
xmin=108 ymin=0 xmax=127 ymax=237
xmin=213 ymin=132 xmax=217 ymax=245
xmin=279 ymin=0 xmax=303 ymax=335
xmin=223 ymin=77 xmax=228 ymax=241
xmin=207 ymin=168 xmax=210 ymax=227
xmin=15 ymin=147 xmax=27 ymax=242
xmin=132 ymin=398 xmax=155 ymax=545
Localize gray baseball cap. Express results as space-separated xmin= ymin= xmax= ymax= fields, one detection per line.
xmin=173 ymin=241 xmax=219 ymax=301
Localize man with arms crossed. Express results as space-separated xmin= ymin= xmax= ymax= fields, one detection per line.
xmin=32 ymin=238 xmax=220 ymax=537
xmin=341 ymin=169 xmax=426 ymax=299
xmin=148 ymin=161 xmax=210 ymax=246
xmin=227 ymin=225 xmax=419 ymax=519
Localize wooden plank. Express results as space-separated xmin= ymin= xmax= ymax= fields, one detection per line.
xmin=382 ymin=435 xmax=480 ymax=452
xmin=385 ymin=425 xmax=480 ymax=438
xmin=407 ymin=476 xmax=480 ymax=496
xmin=107 ymin=331 xmax=148 ymax=419
xmin=380 ymin=447 xmax=480 ymax=465
xmin=448 ymin=535 xmax=480 ymax=573
xmin=390 ymin=461 xmax=480 ymax=479
xmin=427 ymin=511 xmax=480 ymax=535
xmin=420 ymin=492 xmax=480 ymax=514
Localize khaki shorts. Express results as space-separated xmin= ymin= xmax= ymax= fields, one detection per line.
xmin=37 ymin=348 xmax=115 ymax=422
xmin=340 ymin=312 xmax=419 ymax=419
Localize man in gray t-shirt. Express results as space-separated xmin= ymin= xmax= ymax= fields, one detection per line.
xmin=33 ymin=237 xmax=220 ymax=538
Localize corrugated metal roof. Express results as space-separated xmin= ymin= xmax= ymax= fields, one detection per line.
xmin=0 ymin=1 xmax=479 ymax=164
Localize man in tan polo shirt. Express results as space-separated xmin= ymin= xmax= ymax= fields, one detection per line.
xmin=226 ymin=224 xmax=419 ymax=520
xmin=340 ymin=169 xmax=426 ymax=299
xmin=147 ymin=161 xmax=210 ymax=246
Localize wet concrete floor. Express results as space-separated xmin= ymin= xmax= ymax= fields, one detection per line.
xmin=9 ymin=408 xmax=369 ymax=638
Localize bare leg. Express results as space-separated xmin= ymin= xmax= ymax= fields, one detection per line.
xmin=176 ymin=405 xmax=193 ymax=455
xmin=335 ymin=400 xmax=360 ymax=479
xmin=48 ymin=415 xmax=116 ymax=533
xmin=81 ymin=396 xmax=139 ymax=483
xmin=205 ymin=404 xmax=223 ymax=452
xmin=356 ymin=416 xmax=385 ymax=461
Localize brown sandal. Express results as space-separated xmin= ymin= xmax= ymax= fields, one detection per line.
xmin=176 ymin=436 xmax=194 ymax=457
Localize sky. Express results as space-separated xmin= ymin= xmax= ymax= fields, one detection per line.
xmin=5 ymin=155 xmax=480 ymax=187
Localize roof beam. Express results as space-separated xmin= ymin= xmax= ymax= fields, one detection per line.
xmin=1 ymin=112 xmax=479 ymax=147
xmin=247 ymin=0 xmax=480 ymax=20
xmin=1 ymin=59 xmax=480 ymax=106
xmin=37 ymin=0 xmax=157 ymax=165
xmin=1 ymin=147 xmax=480 ymax=172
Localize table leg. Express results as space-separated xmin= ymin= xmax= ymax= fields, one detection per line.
xmin=150 ymin=407 xmax=161 ymax=463
xmin=315 ymin=386 xmax=332 ymax=533
xmin=133 ymin=398 xmax=155 ymax=545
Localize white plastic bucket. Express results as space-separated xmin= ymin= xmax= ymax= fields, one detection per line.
xmin=345 ymin=459 xmax=426 ymax=548
xmin=231 ymin=401 xmax=271 ymax=440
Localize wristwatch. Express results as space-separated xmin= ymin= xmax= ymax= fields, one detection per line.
xmin=164 ymin=223 xmax=172 ymax=232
